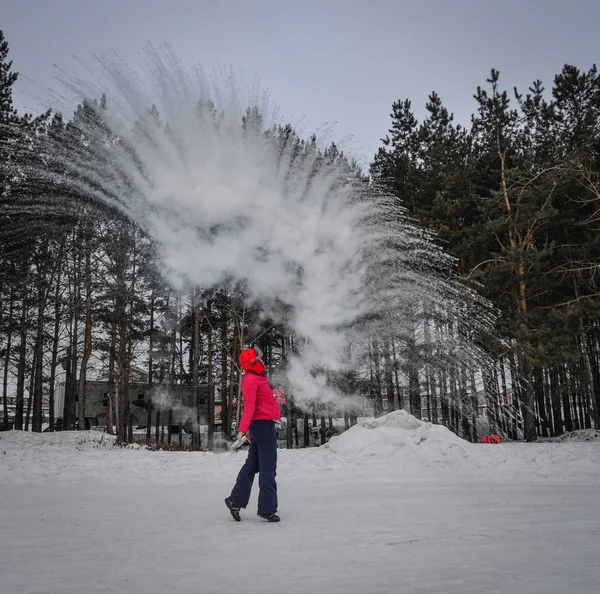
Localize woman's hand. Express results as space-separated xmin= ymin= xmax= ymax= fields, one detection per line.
xmin=236 ymin=431 xmax=246 ymax=443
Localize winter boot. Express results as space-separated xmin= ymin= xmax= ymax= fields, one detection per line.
xmin=225 ymin=497 xmax=241 ymax=522
xmin=257 ymin=512 xmax=280 ymax=522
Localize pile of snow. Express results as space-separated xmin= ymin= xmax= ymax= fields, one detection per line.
xmin=3 ymin=419 xmax=599 ymax=486
xmin=545 ymin=429 xmax=600 ymax=443
xmin=324 ymin=410 xmax=474 ymax=462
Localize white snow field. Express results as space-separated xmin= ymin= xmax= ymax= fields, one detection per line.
xmin=2 ymin=411 xmax=599 ymax=594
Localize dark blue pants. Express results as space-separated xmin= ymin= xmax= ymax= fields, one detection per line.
xmin=230 ymin=420 xmax=278 ymax=515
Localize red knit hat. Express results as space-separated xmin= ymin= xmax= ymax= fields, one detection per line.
xmin=239 ymin=347 xmax=266 ymax=375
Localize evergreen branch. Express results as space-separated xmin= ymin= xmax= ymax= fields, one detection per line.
xmin=540 ymin=293 xmax=600 ymax=309
xmin=467 ymin=257 xmax=505 ymax=277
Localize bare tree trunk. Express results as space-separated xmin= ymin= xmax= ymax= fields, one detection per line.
xmin=303 ymin=411 xmax=310 ymax=447
xmin=220 ymin=296 xmax=229 ymax=444
xmin=286 ymin=403 xmax=294 ymax=449
xmin=77 ymin=233 xmax=92 ymax=431
xmin=293 ymin=412 xmax=299 ymax=447
xmin=391 ymin=338 xmax=403 ymax=410
xmin=429 ymin=366 xmax=438 ymax=424
xmin=549 ymin=368 xmax=562 ymax=436
xmin=146 ymin=291 xmax=155 ymax=440
xmin=154 ymin=408 xmax=160 ymax=441
xmin=534 ymin=367 xmax=549 ymax=438
xmin=167 ymin=298 xmax=180 ymax=446
xmin=371 ymin=339 xmax=383 ymax=415
xmin=460 ymin=365 xmax=471 ymax=441
xmin=438 ymin=369 xmax=448 ymax=427
xmin=508 ymin=356 xmax=521 ymax=439
xmin=235 ymin=302 xmax=246 ymax=432
xmin=2 ymin=289 xmax=15 ymax=430
xmin=408 ymin=356 xmax=421 ymax=419
xmin=560 ymin=367 xmax=573 ymax=433
xmin=64 ymin=245 xmax=81 ymax=431
xmin=15 ymin=293 xmax=28 ymax=431
xmin=48 ymin=264 xmax=63 ymax=434
xmin=424 ymin=320 xmax=438 ymax=423
xmin=69 ymin=306 xmax=79 ymax=431
xmin=25 ymin=352 xmax=35 ymax=431
xmin=207 ymin=300 xmax=214 ymax=450
xmin=499 ymin=360 xmax=513 ymax=439
xmin=382 ymin=338 xmax=396 ymax=411
xmin=32 ymin=287 xmax=45 ymax=433
xmin=106 ymin=318 xmax=117 ymax=435
xmin=570 ymin=370 xmax=581 ymax=431
xmin=423 ymin=322 xmax=432 ymax=421
xmin=424 ymin=369 xmax=432 ymax=421
xmin=469 ymin=370 xmax=478 ymax=442
xmin=407 ymin=319 xmax=421 ymax=419
xmin=125 ymin=316 xmax=134 ymax=444
xmin=587 ymin=335 xmax=600 ymax=428
xmin=116 ymin=296 xmax=127 ymax=440
xmin=283 ymin=336 xmax=294 ymax=449
xmin=227 ymin=320 xmax=239 ymax=441
xmin=192 ymin=288 xmax=201 ymax=448
xmin=482 ymin=363 xmax=499 ymax=435
xmin=449 ymin=366 xmax=458 ymax=434
xmin=174 ymin=292 xmax=183 ymax=444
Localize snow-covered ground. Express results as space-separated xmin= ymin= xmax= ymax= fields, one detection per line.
xmin=1 ymin=411 xmax=599 ymax=594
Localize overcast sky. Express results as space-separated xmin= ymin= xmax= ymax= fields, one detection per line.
xmin=2 ymin=0 xmax=599 ymax=164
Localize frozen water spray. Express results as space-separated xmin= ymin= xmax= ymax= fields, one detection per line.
xmin=15 ymin=47 xmax=493 ymax=412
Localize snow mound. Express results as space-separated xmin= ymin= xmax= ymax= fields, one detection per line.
xmin=324 ymin=410 xmax=473 ymax=462
xmin=545 ymin=429 xmax=600 ymax=443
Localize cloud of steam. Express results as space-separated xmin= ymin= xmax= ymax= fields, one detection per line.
xmin=38 ymin=47 xmax=490 ymax=410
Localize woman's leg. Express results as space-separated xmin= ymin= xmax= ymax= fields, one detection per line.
xmin=255 ymin=421 xmax=278 ymax=515
xmin=230 ymin=436 xmax=259 ymax=508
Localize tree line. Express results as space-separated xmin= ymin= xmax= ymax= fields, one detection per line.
xmin=371 ymin=67 xmax=600 ymax=440
xmin=1 ymin=29 xmax=598 ymax=446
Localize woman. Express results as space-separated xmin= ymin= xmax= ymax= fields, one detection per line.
xmin=225 ymin=346 xmax=281 ymax=522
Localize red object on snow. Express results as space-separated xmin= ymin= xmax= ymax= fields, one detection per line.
xmin=480 ymin=434 xmax=501 ymax=444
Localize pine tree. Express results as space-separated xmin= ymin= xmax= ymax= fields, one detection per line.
xmin=0 ymin=30 xmax=19 ymax=199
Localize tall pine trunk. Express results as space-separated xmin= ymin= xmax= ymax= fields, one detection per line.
xmin=106 ymin=318 xmax=117 ymax=435
xmin=207 ymin=300 xmax=214 ymax=450
xmin=15 ymin=291 xmax=28 ymax=431
xmin=64 ymin=251 xmax=80 ymax=432
xmin=48 ymin=259 xmax=64 ymax=434
xmin=146 ymin=291 xmax=155 ymax=440
xmin=32 ymin=276 xmax=45 ymax=433
xmin=220 ymin=297 xmax=229 ymax=444
xmin=77 ymin=232 xmax=92 ymax=431
xmin=24 ymin=351 xmax=35 ymax=431
xmin=382 ymin=339 xmax=395 ymax=411
xmin=2 ymin=289 xmax=15 ymax=430
xmin=192 ymin=288 xmax=201 ymax=448
xmin=391 ymin=338 xmax=403 ymax=410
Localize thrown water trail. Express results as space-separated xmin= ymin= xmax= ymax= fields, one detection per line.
xmin=13 ymin=47 xmax=493 ymax=410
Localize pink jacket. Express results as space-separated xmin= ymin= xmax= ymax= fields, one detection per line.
xmin=238 ymin=372 xmax=281 ymax=433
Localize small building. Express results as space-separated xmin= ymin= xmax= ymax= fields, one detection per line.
xmin=0 ymin=394 xmax=50 ymax=429
xmin=54 ymin=380 xmax=218 ymax=430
